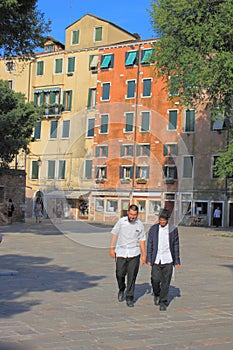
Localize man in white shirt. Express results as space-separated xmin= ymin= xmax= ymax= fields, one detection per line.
xmin=146 ymin=209 xmax=181 ymax=311
xmin=109 ymin=204 xmax=146 ymax=307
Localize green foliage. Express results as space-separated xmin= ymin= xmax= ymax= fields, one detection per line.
xmin=149 ymin=0 xmax=233 ymax=113
xmin=0 ymin=80 xmax=42 ymax=166
xmin=0 ymin=0 xmax=50 ymax=56
xmin=214 ymin=138 xmax=233 ymax=178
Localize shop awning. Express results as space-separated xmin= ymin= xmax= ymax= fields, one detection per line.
xmin=66 ymin=191 xmax=90 ymax=199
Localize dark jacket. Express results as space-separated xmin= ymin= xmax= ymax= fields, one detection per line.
xmin=146 ymin=223 xmax=180 ymax=266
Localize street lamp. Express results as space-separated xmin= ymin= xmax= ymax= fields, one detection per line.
xmin=37 ymin=157 xmax=42 ymax=167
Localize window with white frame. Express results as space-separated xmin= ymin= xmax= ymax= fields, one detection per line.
xmin=36 ymin=61 xmax=44 ymax=76
xmin=89 ymin=55 xmax=98 ymax=71
xmin=126 ymin=80 xmax=136 ymax=98
xmin=120 ymin=166 xmax=133 ymax=179
xmin=95 ymin=166 xmax=107 ymax=179
xmin=62 ymin=120 xmax=70 ymax=138
xmin=149 ymin=201 xmax=161 ymax=214
xmin=162 ymin=165 xmax=177 ymax=179
xmin=6 ymin=61 xmax=15 ymax=72
xmin=163 ymin=143 xmax=178 ymax=156
xmin=141 ymin=111 xmax=150 ymax=131
xmin=168 ymin=110 xmax=177 ymax=130
xmin=184 ymin=109 xmax=195 ymax=132
xmin=141 ymin=49 xmax=153 ymax=65
xmin=67 ymin=57 xmax=75 ymax=73
xmin=58 ymin=160 xmax=66 ymax=179
xmin=182 ymin=156 xmax=194 ymax=178
xmin=31 ymin=161 xmax=39 ymax=180
xmin=50 ymin=120 xmax=58 ymax=139
xmin=95 ymin=199 xmax=104 ymax=211
xmin=34 ymin=121 xmax=41 ymax=140
xmin=120 ymin=145 xmax=134 ymax=157
xmin=63 ymin=90 xmax=72 ymax=111
xmin=125 ymin=51 xmax=138 ymax=67
xmin=106 ymin=199 xmax=118 ymax=212
xmin=124 ymin=112 xmax=134 ymax=132
xmin=100 ymin=114 xmax=109 ymax=134
xmin=136 ymin=165 xmax=149 ymax=179
xmin=142 ymin=78 xmax=152 ymax=97
xmin=47 ymin=160 xmax=55 ymax=179
xmin=96 ymin=145 xmax=108 ymax=157
xmin=71 ymin=30 xmax=80 ymax=45
xmin=101 ymin=82 xmax=110 ymax=101
xmin=100 ymin=54 xmax=114 ymax=69
xmin=87 ymin=88 xmax=96 ymax=108
xmin=94 ymin=26 xmax=103 ymax=42
xmin=138 ymin=200 xmax=146 ymax=212
xmin=136 ymin=144 xmax=150 ymax=156
xmin=54 ymin=58 xmax=63 ymax=74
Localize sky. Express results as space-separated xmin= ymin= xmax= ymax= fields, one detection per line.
xmin=37 ymin=0 xmax=155 ymax=44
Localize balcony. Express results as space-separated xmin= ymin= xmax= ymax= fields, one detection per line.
xmin=120 ymin=178 xmax=131 ymax=184
xmin=164 ymin=178 xmax=175 ymax=184
xmin=95 ymin=178 xmax=106 ymax=184
xmin=44 ymin=104 xmax=63 ymax=117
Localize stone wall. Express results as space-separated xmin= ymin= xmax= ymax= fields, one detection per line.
xmin=0 ymin=168 xmax=26 ymax=222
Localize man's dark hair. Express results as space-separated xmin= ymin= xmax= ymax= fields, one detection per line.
xmin=128 ymin=204 xmax=139 ymax=212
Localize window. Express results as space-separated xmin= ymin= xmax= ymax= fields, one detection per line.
xmin=212 ymin=155 xmax=220 ymax=178
xmin=194 ymin=202 xmax=207 ymax=215
xmin=6 ymin=61 xmax=15 ymax=72
xmin=44 ymin=44 xmax=54 ymax=52
xmin=100 ymin=54 xmax=114 ymax=69
xmin=136 ymin=144 xmax=150 ymax=156
xmin=89 ymin=55 xmax=98 ymax=71
xmin=141 ymin=49 xmax=153 ymax=65
xmin=84 ymin=160 xmax=92 ymax=179
xmin=184 ymin=109 xmax=195 ymax=132
xmin=47 ymin=160 xmax=55 ymax=179
xmin=141 ymin=111 xmax=150 ymax=131
xmin=31 ymin=161 xmax=39 ymax=180
xmin=120 ymin=145 xmax=134 ymax=157
xmin=58 ymin=160 xmax=66 ymax=179
xmin=211 ymin=111 xmax=226 ymax=131
xmin=182 ymin=156 xmax=194 ymax=178
xmin=34 ymin=89 xmax=61 ymax=115
xmin=62 ymin=120 xmax=70 ymax=138
xmin=149 ymin=201 xmax=161 ymax=214
xmin=163 ymin=143 xmax=178 ymax=156
xmin=138 ymin=201 xmax=146 ymax=212
xmin=55 ymin=58 xmax=63 ymax=74
xmin=100 ymin=114 xmax=109 ymax=134
xmin=96 ymin=199 xmax=104 ymax=211
xmin=120 ymin=166 xmax=134 ymax=179
xmin=87 ymin=88 xmax=96 ymax=108
xmin=126 ymin=80 xmax=136 ymax=98
xmin=94 ymin=27 xmax=103 ymax=42
xmin=168 ymin=110 xmax=177 ymax=130
xmin=72 ymin=30 xmax=80 ymax=45
xmin=136 ymin=166 xmax=149 ymax=179
xmin=0 ymin=187 xmax=4 ymax=204
xmin=125 ymin=51 xmax=138 ymax=66
xmin=142 ymin=78 xmax=152 ymax=97
xmin=8 ymin=80 xmax=13 ymax=89
xmin=125 ymin=112 xmax=134 ymax=132
xmin=163 ymin=165 xmax=177 ymax=179
xmin=95 ymin=166 xmax=107 ymax=179
xmin=101 ymin=83 xmax=110 ymax=101
xmin=36 ymin=61 xmax=44 ymax=76
xmin=86 ymin=118 xmax=95 ymax=137
xmin=169 ymin=75 xmax=179 ymax=96
xmin=96 ymin=145 xmax=108 ymax=157
xmin=50 ymin=120 xmax=58 ymax=139
xmin=106 ymin=200 xmax=118 ymax=212
xmin=63 ymin=90 xmax=72 ymax=111
xmin=67 ymin=57 xmax=75 ymax=73
xmin=34 ymin=121 xmax=41 ymax=140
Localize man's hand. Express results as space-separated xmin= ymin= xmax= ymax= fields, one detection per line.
xmin=141 ymin=254 xmax=146 ymax=265
xmin=109 ymin=247 xmax=115 ymax=258
xmin=175 ymin=264 xmax=181 ymax=268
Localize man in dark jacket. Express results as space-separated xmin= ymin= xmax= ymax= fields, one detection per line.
xmin=146 ymin=209 xmax=181 ymax=311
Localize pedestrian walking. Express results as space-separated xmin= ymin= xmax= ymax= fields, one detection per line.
xmin=109 ymin=204 xmax=146 ymax=307
xmin=7 ymin=198 xmax=15 ymax=224
xmin=146 ymin=208 xmax=181 ymax=311
xmin=213 ymin=206 xmax=221 ymax=228
xmin=34 ymin=199 xmax=43 ymax=223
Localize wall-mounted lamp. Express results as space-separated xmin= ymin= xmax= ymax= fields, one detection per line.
xmin=37 ymin=157 xmax=42 ymax=167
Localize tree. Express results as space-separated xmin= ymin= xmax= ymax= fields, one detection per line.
xmin=0 ymin=0 xmax=50 ymax=56
xmin=0 ymin=80 xmax=42 ymax=167
xmin=149 ymin=0 xmax=233 ymax=176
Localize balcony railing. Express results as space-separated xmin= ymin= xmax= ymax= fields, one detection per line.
xmin=44 ymin=104 xmax=63 ymax=117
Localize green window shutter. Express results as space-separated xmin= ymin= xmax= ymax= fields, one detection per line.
xmin=58 ymin=160 xmax=66 ymax=179
xmin=62 ymin=120 xmax=70 ymax=138
xmin=85 ymin=160 xmax=92 ymax=179
xmin=55 ymin=58 xmax=63 ymax=73
xmin=50 ymin=120 xmax=58 ymax=138
xmin=95 ymin=27 xmax=102 ymax=41
xmin=87 ymin=88 xmax=92 ymax=107
xmin=32 ymin=161 xmax=39 ymax=179
xmin=48 ymin=160 xmax=55 ymax=179
xmin=125 ymin=51 xmax=137 ymax=66
xmin=169 ymin=110 xmax=177 ymax=130
xmin=37 ymin=61 xmax=44 ymax=75
xmin=185 ymin=110 xmax=195 ymax=132
xmin=40 ymin=92 xmax=44 ymax=106
xmin=68 ymin=57 xmax=75 ymax=73
xmin=72 ymin=30 xmax=79 ymax=44
xmin=164 ymin=144 xmax=168 ymax=156
xmin=100 ymin=55 xmax=113 ymax=68
xmin=68 ymin=90 xmax=72 ymax=110
xmin=141 ymin=49 xmax=153 ymax=64
xmin=34 ymin=121 xmax=41 ymax=140
xmin=34 ymin=93 xmax=38 ymax=105
xmin=50 ymin=92 xmax=56 ymax=104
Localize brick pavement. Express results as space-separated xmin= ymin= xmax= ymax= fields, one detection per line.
xmin=0 ymin=219 xmax=232 ymax=349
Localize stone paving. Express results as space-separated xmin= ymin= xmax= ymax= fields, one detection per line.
xmin=0 ymin=219 xmax=232 ymax=350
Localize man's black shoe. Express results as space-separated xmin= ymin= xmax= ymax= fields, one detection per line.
xmin=118 ymin=291 xmax=124 ymax=302
xmin=154 ymin=296 xmax=160 ymax=305
xmin=126 ymin=300 xmax=134 ymax=307
xmin=159 ymin=303 xmax=167 ymax=311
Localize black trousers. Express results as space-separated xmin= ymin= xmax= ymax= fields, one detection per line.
xmin=116 ymin=255 xmax=140 ymax=301
xmin=151 ymin=262 xmax=173 ymax=305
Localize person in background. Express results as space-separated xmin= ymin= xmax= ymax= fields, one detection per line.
xmin=34 ymin=198 xmax=43 ymax=223
xmin=7 ymin=198 xmax=15 ymax=224
xmin=109 ymin=204 xmax=146 ymax=307
xmin=146 ymin=209 xmax=181 ymax=311
xmin=213 ymin=206 xmax=221 ymax=228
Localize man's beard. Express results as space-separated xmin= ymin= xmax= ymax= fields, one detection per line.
xmin=128 ymin=216 xmax=136 ymax=223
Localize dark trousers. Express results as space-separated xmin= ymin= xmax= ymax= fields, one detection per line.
xmin=116 ymin=255 xmax=140 ymax=301
xmin=151 ymin=262 xmax=173 ymax=305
